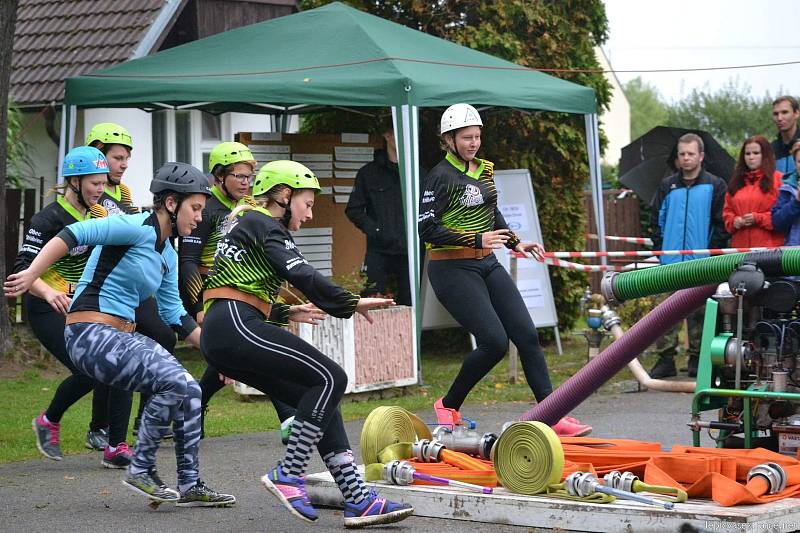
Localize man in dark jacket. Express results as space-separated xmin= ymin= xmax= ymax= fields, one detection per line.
xmin=345 ymin=123 xmax=412 ymax=305
xmin=649 ymin=133 xmax=729 ymax=378
xmin=772 ymin=95 xmax=800 ymax=175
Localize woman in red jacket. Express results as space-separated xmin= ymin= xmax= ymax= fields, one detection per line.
xmin=723 ymin=135 xmax=785 ymax=248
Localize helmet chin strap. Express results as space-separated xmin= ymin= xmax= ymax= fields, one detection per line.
xmin=68 ymin=178 xmax=90 ymax=209
xmin=447 ymin=135 xmax=470 ymax=171
xmin=167 ymin=200 xmax=183 ymax=237
xmin=218 ymin=176 xmax=236 ymax=202
xmin=275 ymin=190 xmax=294 ymax=227
xmin=107 ymin=175 xmax=121 ymax=187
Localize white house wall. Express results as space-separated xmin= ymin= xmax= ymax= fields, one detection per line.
xmin=17 ymin=110 xmax=59 ymax=195
xmin=82 ymin=108 xmax=154 ymax=208
xmin=595 ymin=47 xmax=631 ymax=167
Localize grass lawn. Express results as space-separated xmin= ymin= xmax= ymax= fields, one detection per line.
xmin=0 ymin=325 xmax=659 ymax=464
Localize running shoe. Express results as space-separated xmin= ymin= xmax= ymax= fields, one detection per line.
xmin=433 ymin=397 xmax=462 ymax=427
xmin=102 ymin=442 xmax=133 ymax=469
xmin=32 ymin=412 xmax=62 ymax=461
xmin=85 ymin=428 xmax=109 ymax=450
xmin=176 ymin=480 xmax=236 ymax=507
xmin=122 ymin=467 xmax=179 ymax=502
xmin=280 ymin=416 xmax=295 ymax=445
xmin=343 ymin=490 xmax=413 ymax=528
xmin=260 ymin=462 xmax=318 ymax=523
xmin=551 ymin=417 xmax=592 ymax=437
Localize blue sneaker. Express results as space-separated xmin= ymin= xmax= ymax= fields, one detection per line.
xmin=260 ymin=462 xmax=318 ymax=523
xmin=343 ymin=490 xmax=413 ymax=528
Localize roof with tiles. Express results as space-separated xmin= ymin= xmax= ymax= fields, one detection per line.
xmin=11 ymin=0 xmax=168 ymax=107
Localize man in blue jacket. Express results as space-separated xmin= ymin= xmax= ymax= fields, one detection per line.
xmin=772 ymin=96 xmax=800 ymax=175
xmin=649 ymin=133 xmax=728 ymax=378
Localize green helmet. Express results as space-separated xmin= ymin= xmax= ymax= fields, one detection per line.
xmin=252 ymin=160 xmax=321 ymax=197
xmin=86 ymin=123 xmax=133 ymax=150
xmin=208 ymin=142 xmax=256 ymax=173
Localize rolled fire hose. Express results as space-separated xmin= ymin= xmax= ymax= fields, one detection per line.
xmin=360 ymin=406 xmax=431 ymax=466
xmin=601 ymin=305 xmax=696 ymax=393
xmin=492 ymin=422 xmax=565 ymax=495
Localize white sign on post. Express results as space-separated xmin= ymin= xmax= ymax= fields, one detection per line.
xmin=421 ymin=169 xmax=560 ymax=350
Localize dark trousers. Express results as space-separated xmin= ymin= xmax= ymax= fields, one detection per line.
xmin=201 ymin=299 xmax=350 ymax=456
xmin=361 ymin=250 xmax=411 ymax=306
xmin=427 ymin=255 xmax=553 ymax=409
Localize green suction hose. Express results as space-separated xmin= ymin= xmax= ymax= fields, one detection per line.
xmin=602 ymin=249 xmax=800 ymax=303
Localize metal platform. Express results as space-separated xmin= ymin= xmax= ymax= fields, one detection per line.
xmin=305 ymin=470 xmax=800 ymax=533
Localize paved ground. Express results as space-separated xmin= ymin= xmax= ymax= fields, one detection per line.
xmin=0 ymin=389 xmax=715 ymax=532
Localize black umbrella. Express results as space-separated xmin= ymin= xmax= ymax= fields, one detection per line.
xmin=618 ymin=126 xmax=735 ymax=205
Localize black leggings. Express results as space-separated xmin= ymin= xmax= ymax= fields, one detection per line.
xmin=427 ymin=255 xmax=553 ymax=409
xmin=133 ymin=297 xmax=177 ymax=420
xmin=25 ymin=294 xmax=131 ymax=445
xmin=201 ymin=299 xmax=349 ymax=456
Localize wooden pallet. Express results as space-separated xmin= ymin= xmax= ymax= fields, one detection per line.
xmin=305 ymin=470 xmax=800 ymax=532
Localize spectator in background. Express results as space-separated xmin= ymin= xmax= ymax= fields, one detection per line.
xmin=345 ymin=119 xmax=412 ymax=305
xmin=649 ymin=133 xmax=728 ymax=379
xmin=771 ymin=141 xmax=800 ymax=246
xmin=772 ymin=96 xmax=800 ymax=175
xmin=723 ymin=136 xmax=784 ymax=248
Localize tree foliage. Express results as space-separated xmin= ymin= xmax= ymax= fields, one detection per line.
xmin=666 ymin=80 xmax=775 ymax=155
xmin=300 ymin=0 xmax=612 ymax=329
xmin=623 ymin=77 xmax=668 ymax=140
xmin=625 ymin=77 xmax=777 ymax=156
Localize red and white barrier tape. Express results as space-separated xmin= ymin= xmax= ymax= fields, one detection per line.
xmin=544 ymin=247 xmax=769 ymax=259
xmin=543 ymin=257 xmax=654 ymax=272
xmin=586 ymin=233 xmax=653 ymax=246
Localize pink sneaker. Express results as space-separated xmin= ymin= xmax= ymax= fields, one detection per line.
xmin=102 ymin=442 xmax=133 ymax=469
xmin=551 ymin=417 xmax=592 ymax=437
xmin=33 ymin=411 xmax=62 ymax=460
xmin=433 ymin=397 xmax=462 ymax=427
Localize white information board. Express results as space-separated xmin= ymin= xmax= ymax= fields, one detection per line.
xmin=421 ymin=169 xmax=559 ymax=331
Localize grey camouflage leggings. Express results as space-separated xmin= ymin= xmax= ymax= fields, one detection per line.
xmin=65 ymin=322 xmax=201 ymax=487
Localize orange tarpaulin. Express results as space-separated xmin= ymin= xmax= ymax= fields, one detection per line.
xmin=562 ymin=438 xmax=800 ymax=506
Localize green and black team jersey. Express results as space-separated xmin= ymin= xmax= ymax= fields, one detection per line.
xmin=418 ymin=153 xmax=520 ymax=251
xmin=204 ymin=207 xmax=360 ymax=325
xmin=179 ymin=186 xmax=255 ymax=316
xmin=13 ymin=196 xmax=107 ymax=295
xmin=98 ymin=183 xmax=139 ymax=216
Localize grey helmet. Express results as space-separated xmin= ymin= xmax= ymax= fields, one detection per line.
xmin=150 ymin=162 xmax=212 ymax=196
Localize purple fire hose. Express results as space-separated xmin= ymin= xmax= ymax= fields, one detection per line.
xmin=519 ymin=285 xmax=716 ymax=424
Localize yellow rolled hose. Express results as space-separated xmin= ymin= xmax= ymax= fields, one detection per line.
xmin=361 ymin=406 xmax=432 ymax=482
xmin=493 ymin=421 xmax=565 ymax=495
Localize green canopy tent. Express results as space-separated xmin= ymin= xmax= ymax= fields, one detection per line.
xmin=63 ymin=1 xmax=607 ymax=379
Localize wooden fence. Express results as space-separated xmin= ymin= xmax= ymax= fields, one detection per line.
xmin=583 ymin=190 xmax=644 ymax=291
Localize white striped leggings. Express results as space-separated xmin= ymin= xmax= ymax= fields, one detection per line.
xmin=200 ymin=299 xmax=351 ymax=457
xmin=65 ymin=322 xmax=201 ymax=488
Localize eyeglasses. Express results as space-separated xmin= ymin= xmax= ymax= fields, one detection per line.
xmin=227 ymin=173 xmax=254 ymax=184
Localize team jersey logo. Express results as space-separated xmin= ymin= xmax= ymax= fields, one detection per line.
xmin=460 ymin=184 xmax=484 ymax=207
xmin=285 ymin=239 xmax=296 ymax=250
xmin=69 ymin=245 xmax=89 ymax=256
xmin=102 ymin=198 xmax=123 ymax=215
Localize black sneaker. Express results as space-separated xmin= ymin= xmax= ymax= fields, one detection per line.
xmin=176 ymin=480 xmax=236 ymax=507
xmin=688 ymin=356 xmax=699 ymax=378
xmin=649 ymin=357 xmax=677 ymax=379
xmin=85 ymin=428 xmax=109 ymax=450
xmin=123 ymin=468 xmax=179 ymax=502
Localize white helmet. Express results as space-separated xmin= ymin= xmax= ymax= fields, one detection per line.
xmin=440 ymin=103 xmax=483 ymax=134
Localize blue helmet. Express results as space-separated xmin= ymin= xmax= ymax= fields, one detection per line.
xmin=62 ymin=146 xmax=109 ymax=177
